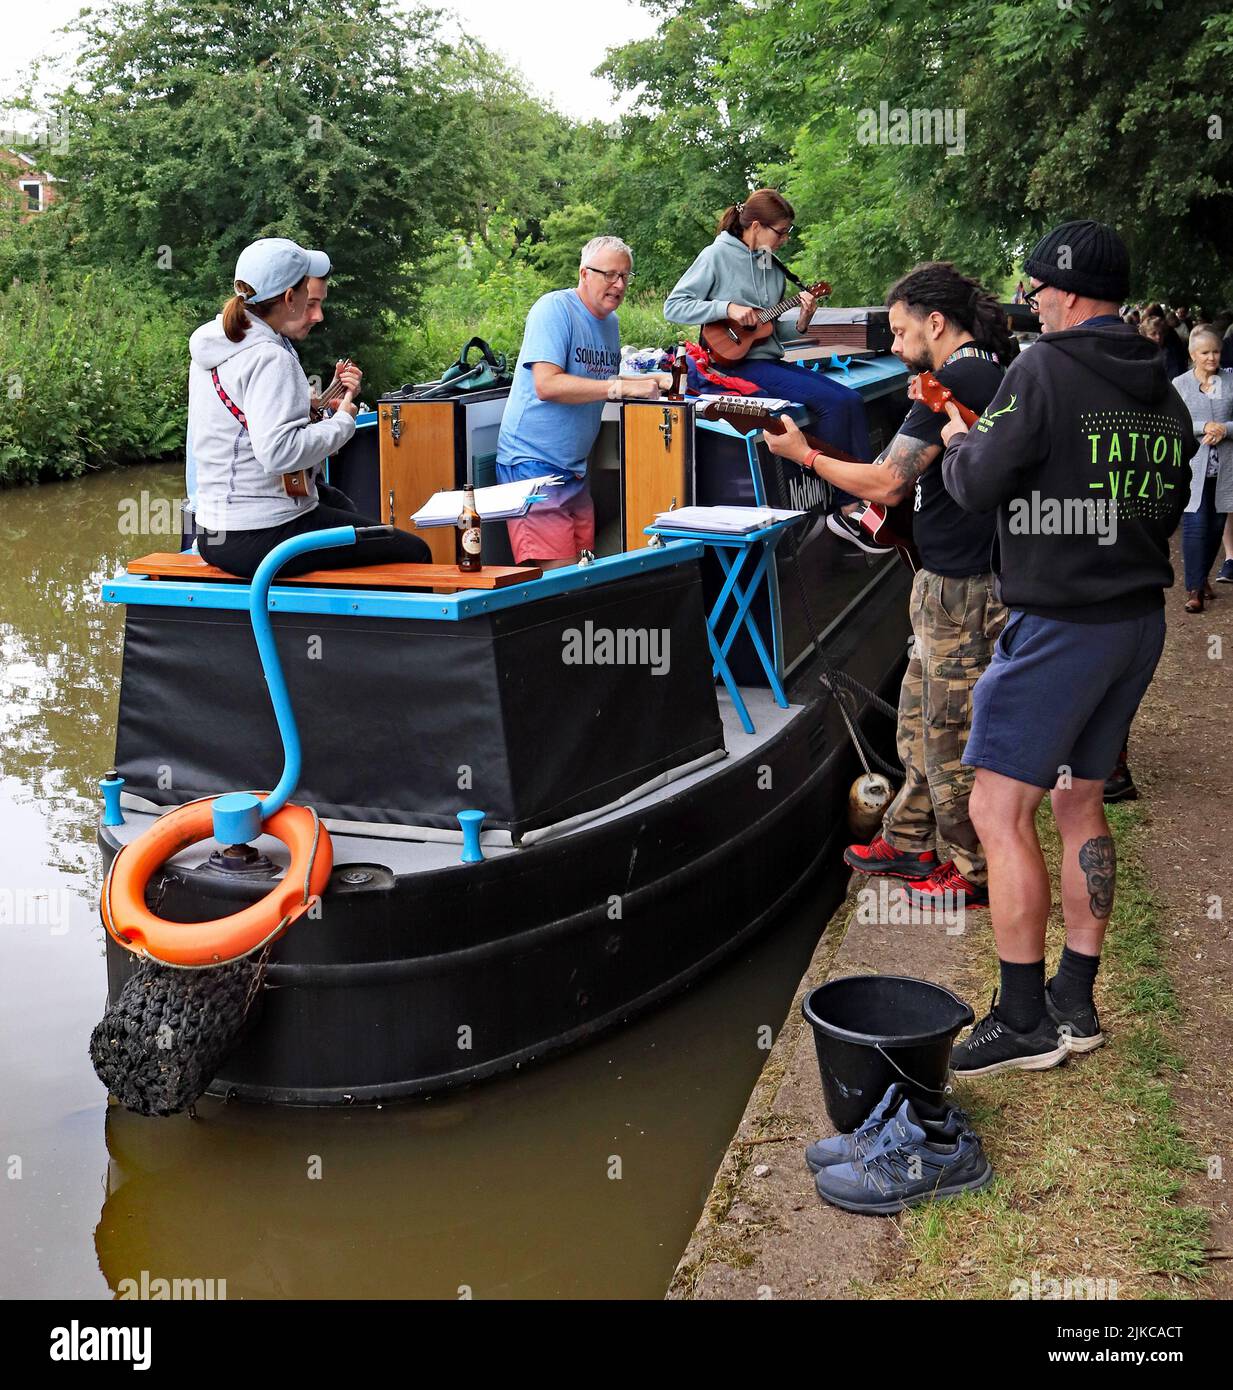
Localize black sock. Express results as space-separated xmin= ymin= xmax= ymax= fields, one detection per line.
xmin=997 ymin=959 xmax=1046 ymax=1032
xmin=1049 ymin=944 xmax=1101 ymax=1012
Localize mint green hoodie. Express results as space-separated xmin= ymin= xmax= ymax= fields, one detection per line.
xmin=664 ymin=233 xmax=791 ymax=361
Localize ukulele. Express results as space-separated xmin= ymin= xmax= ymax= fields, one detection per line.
xmin=700 ymin=280 xmax=831 ymax=365
xmin=913 ymin=370 xmax=980 ymax=427
xmin=698 ymin=397 xmax=920 ymax=573
xmin=283 ymin=359 xmax=359 ymax=498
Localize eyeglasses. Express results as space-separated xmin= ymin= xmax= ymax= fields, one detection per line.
xmin=1024 ymin=282 xmax=1060 ymax=314
xmin=768 ymin=223 xmax=794 ymax=237
xmin=584 ymin=266 xmax=634 ymax=285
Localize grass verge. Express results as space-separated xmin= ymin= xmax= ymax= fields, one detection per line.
xmin=860 ymin=800 xmax=1209 ymax=1300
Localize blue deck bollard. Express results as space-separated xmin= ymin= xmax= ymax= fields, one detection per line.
xmin=100 ymin=770 xmax=126 ymax=827
xmin=457 ymin=810 xmax=486 ymax=864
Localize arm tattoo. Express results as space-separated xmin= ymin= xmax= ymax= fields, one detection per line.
xmin=1077 ymin=836 xmax=1116 ymax=919
xmin=882 ymin=434 xmax=941 ymax=488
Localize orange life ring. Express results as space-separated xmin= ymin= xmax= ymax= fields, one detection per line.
xmin=102 ymin=798 xmax=333 ymax=967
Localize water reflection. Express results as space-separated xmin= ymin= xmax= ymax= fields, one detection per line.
xmin=1 ymin=464 xmax=836 ymax=1300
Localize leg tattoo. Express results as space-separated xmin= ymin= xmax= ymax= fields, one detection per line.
xmin=1077 ymin=835 xmax=1116 ymax=919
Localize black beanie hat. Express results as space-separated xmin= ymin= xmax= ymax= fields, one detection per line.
xmin=1023 ymin=219 xmax=1130 ymax=301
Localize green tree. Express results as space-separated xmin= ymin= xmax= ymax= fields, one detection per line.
xmin=29 ymin=0 xmax=575 ymax=366
xmin=723 ymin=0 xmax=1233 ymax=304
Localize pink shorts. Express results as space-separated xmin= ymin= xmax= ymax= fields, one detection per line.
xmin=505 ymin=486 xmax=595 ymax=563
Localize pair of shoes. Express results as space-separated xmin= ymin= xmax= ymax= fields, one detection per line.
xmin=950 ymin=986 xmax=1103 ymax=1075
xmin=1103 ymin=758 xmax=1138 ymax=803
xmin=805 ymin=1082 xmax=965 ymax=1171
xmin=807 ymin=1084 xmax=993 ymax=1214
xmin=843 ymin=834 xmax=938 ymax=880
xmin=827 ymin=508 xmax=894 ymax=555
xmin=1216 ymin=559 xmax=1233 ymax=584
xmin=905 ymin=860 xmax=989 ymax=910
xmin=1184 ymin=590 xmax=1204 ymax=613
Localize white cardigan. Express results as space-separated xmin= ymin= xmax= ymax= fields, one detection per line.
xmin=1172 ymin=368 xmax=1233 ymax=513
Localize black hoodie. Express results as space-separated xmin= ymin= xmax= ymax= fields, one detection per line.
xmin=941 ymin=322 xmax=1197 ymax=622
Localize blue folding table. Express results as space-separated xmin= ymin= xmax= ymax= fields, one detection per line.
xmin=645 ymin=517 xmax=807 ymax=734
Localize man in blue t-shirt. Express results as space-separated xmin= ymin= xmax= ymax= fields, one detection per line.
xmin=497 ymin=235 xmax=660 ymax=567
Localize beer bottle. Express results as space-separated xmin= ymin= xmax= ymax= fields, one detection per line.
xmin=456 ymin=483 xmax=482 ymax=572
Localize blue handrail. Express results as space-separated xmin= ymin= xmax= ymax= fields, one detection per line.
xmin=248 ymin=526 xmax=360 ymax=818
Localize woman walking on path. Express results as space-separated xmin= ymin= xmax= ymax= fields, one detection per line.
xmin=1173 ymin=326 xmax=1233 ymax=613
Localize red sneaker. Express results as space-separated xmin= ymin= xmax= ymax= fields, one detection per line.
xmin=906 ymin=861 xmax=989 ymax=909
xmin=843 ymin=835 xmax=939 ymax=880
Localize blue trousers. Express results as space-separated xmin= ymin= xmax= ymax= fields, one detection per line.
xmin=738 ymin=357 xmax=873 ymax=462
xmin=1182 ymin=475 xmax=1227 ymax=591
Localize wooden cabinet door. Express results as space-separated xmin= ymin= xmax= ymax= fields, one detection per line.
xmin=378 ymin=400 xmax=457 ymax=565
xmin=621 ymin=402 xmax=690 ymax=549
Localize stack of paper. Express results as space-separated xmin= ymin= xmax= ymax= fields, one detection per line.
xmin=651 ymin=505 xmax=805 ymax=534
xmin=411 ymin=476 xmax=562 ymax=528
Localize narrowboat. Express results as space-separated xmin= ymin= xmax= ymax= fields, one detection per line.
xmin=96 ymin=347 xmax=913 ymax=1105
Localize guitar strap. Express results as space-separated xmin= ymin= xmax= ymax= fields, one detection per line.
xmin=771 ymin=255 xmax=809 ymax=292
xmin=209 ymin=367 xmax=312 ymax=499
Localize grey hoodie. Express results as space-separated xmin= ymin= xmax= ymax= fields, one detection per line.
xmin=187 ymin=312 xmax=355 ymax=531
xmin=664 ymin=233 xmax=791 ymax=360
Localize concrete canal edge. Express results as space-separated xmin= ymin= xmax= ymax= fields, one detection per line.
xmin=668 ymin=871 xmax=970 ymax=1300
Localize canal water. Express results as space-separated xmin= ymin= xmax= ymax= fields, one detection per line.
xmin=0 ymin=464 xmax=840 ymax=1299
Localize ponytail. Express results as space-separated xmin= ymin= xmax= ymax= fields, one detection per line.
xmin=220 ymin=275 xmax=309 ymax=343
xmin=885 ymin=261 xmax=1016 ymax=367
xmin=716 ymin=188 xmax=795 ymax=241
xmin=222 ymin=291 xmax=252 ymax=343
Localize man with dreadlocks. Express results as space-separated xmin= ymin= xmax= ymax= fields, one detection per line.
xmin=764 ymin=261 xmax=1012 ymax=910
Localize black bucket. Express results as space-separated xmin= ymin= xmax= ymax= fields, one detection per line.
xmin=802 ymin=974 xmax=974 ymax=1133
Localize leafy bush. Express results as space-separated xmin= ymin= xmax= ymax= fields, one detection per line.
xmin=382 ymin=232 xmax=678 ymax=389
xmin=0 ymin=272 xmax=190 ymax=484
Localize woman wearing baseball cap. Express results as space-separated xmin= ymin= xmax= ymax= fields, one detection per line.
xmin=187 ymin=236 xmax=430 ymax=575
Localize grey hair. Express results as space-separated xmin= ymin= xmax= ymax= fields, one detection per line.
xmin=579 ymin=235 xmax=633 ymax=269
xmin=1188 ymin=323 xmax=1221 ymax=349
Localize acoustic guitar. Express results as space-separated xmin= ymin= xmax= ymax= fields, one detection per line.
xmin=700 ymin=281 xmax=831 ymax=365
xmin=697 ymin=398 xmax=920 ymax=573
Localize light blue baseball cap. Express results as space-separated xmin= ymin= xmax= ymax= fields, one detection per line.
xmin=234 ymin=237 xmax=331 ymax=303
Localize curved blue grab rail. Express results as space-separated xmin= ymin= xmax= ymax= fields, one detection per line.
xmin=210 ymin=525 xmax=371 ymax=844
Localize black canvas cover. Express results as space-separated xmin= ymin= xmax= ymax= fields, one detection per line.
xmin=113 ymin=562 xmax=723 ymax=840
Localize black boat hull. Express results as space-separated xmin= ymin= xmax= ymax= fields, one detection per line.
xmin=101 ymin=567 xmax=909 ymax=1104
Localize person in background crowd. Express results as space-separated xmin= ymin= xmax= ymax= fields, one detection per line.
xmin=1140 ymin=315 xmax=1187 ymax=379
xmin=1175 ymin=307 xmax=1196 ymax=342
xmin=1173 ymin=325 xmax=1233 ymax=612
xmin=664 ymin=188 xmax=884 ymax=553
xmin=939 ymin=219 xmax=1195 ymax=1077
xmin=1013 ymin=280 xmax=1026 ymax=305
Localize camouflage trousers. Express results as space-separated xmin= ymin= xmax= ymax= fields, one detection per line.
xmin=882 ymin=569 xmax=1007 ymax=885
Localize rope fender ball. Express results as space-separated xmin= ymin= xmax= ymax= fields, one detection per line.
xmin=89 ymin=952 xmax=270 ymax=1117
xmin=102 ymin=799 xmax=333 ymax=967
xmin=93 ymin=797 xmax=331 ymax=1115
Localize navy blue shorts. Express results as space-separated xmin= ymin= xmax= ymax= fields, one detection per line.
xmin=963 ymin=608 xmax=1166 ymax=788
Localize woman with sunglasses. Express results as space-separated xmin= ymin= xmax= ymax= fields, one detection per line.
xmin=665 ymin=188 xmax=875 ymax=546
